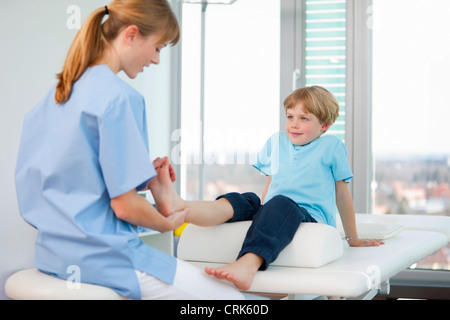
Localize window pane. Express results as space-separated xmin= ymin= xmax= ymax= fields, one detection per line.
xmin=371 ymin=0 xmax=450 ymax=271
xmin=180 ymin=0 xmax=280 ymax=200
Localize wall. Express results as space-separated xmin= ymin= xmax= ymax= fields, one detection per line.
xmin=0 ymin=1 xmax=173 ymax=299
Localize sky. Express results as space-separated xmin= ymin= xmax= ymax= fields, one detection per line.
xmin=180 ymin=0 xmax=450 ymax=158
xmin=180 ymin=0 xmax=280 ymax=163
xmin=371 ymin=0 xmax=450 ymax=156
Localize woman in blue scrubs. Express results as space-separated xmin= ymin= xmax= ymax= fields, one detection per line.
xmin=15 ymin=0 xmax=243 ymax=300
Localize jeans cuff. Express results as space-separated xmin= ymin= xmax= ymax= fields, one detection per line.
xmin=216 ymin=192 xmax=260 ymax=222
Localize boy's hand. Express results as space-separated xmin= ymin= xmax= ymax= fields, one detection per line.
xmin=348 ymin=237 xmax=384 ymax=247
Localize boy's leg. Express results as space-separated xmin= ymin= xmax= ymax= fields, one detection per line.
xmin=205 ymin=195 xmax=316 ymax=290
xmin=149 ymin=161 xmax=251 ymax=226
xmin=183 ymin=198 xmax=234 ymax=226
xmin=217 ymin=192 xmax=262 ymax=222
xmin=183 ymin=192 xmax=261 ymax=226
xmin=204 ymin=252 xmax=264 ymax=291
xmin=137 ymin=259 xmax=246 ymax=300
xmin=237 ymin=195 xmax=316 ymax=270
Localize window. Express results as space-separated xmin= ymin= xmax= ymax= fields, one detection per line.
xmin=174 ymin=0 xmax=449 ymax=297
xmin=178 ymin=0 xmax=280 ymax=201
xmin=177 ymin=0 xmax=348 ymax=202
xmin=371 ymin=0 xmax=450 ymax=271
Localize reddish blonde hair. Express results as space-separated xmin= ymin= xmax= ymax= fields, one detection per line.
xmin=55 ymin=0 xmax=180 ymax=104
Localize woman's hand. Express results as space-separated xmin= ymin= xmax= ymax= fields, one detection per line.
xmin=165 ymin=208 xmax=190 ymax=232
xmin=111 ymin=189 xmax=187 ymax=233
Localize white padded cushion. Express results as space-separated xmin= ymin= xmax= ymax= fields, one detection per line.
xmin=177 ymin=221 xmax=343 ymax=268
xmin=5 ymin=268 xmax=126 ymax=300
xmin=336 ymin=215 xmax=405 ymax=240
xmin=347 ymin=214 xmax=450 ymax=241
xmin=344 ymin=222 xmax=404 ymax=240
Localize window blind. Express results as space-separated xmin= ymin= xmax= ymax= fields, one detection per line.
xmin=305 ymin=0 xmax=346 ymax=141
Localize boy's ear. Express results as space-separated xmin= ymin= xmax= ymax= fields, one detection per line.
xmin=321 ymin=122 xmax=330 ymax=132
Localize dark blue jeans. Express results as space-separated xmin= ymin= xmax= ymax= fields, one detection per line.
xmin=216 ymin=192 xmax=316 ymax=270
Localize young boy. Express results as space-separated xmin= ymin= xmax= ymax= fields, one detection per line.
xmin=149 ymin=86 xmax=383 ymax=291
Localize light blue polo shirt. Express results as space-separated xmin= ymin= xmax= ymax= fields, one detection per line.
xmin=253 ymin=132 xmax=353 ymax=227
xmin=15 ymin=65 xmax=177 ymax=299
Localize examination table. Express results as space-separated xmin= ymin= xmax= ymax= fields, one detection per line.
xmin=5 ymin=214 xmax=448 ymax=300
xmin=177 ymin=214 xmax=450 ymax=300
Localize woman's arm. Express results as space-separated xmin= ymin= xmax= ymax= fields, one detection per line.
xmin=335 ymin=180 xmax=384 ymax=247
xmin=111 ymin=189 xmax=188 ymax=233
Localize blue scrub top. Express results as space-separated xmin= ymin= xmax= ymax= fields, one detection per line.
xmin=15 ymin=65 xmax=177 ymax=299
xmin=253 ymin=132 xmax=353 ymax=227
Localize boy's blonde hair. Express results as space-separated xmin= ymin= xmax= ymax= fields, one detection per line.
xmin=284 ymin=86 xmax=340 ymax=126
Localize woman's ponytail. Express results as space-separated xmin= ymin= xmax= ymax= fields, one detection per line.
xmin=55 ymin=8 xmax=108 ymax=104
xmin=54 ymin=1 xmax=179 ymax=105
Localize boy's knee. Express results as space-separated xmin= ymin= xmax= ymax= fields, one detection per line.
xmin=218 ymin=192 xmax=261 ymax=222
xmin=241 ymin=192 xmax=262 ymax=212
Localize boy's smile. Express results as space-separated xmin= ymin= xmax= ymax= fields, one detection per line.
xmin=285 ymin=103 xmax=330 ymax=146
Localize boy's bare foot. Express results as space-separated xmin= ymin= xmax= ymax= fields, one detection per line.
xmin=205 ymin=253 xmax=264 ymax=291
xmin=148 ymin=157 xmax=185 ymax=217
xmin=153 ymin=157 xmax=176 ymax=183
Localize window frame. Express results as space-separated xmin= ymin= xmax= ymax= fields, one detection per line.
xmin=346 ymin=0 xmax=372 ymax=213
xmin=170 ymin=0 xmax=183 ymax=196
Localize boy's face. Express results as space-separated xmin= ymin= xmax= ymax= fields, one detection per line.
xmin=285 ymin=103 xmax=330 ymax=146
